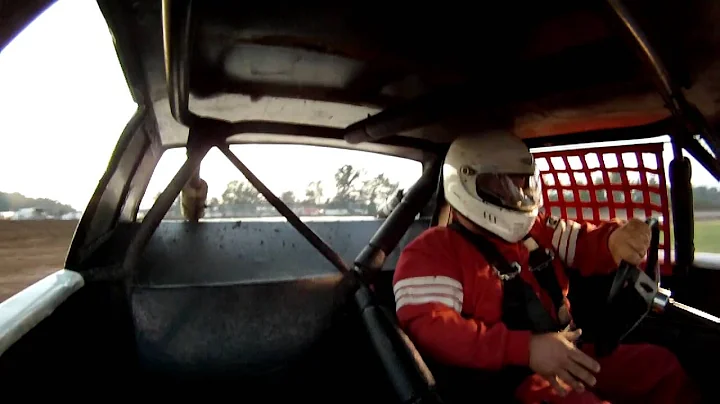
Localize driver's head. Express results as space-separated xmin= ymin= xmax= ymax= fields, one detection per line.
xmin=443 ymin=130 xmax=542 ymax=242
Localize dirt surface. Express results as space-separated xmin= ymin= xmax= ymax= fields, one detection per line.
xmin=0 ymin=220 xmax=78 ymax=302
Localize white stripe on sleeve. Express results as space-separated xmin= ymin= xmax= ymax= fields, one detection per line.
xmin=559 ymin=223 xmax=571 ymax=262
xmin=393 ymin=276 xmax=463 ymax=313
xmin=552 ymin=220 xmax=565 ymax=252
xmin=552 ymin=219 xmax=581 ymax=265
xmin=566 ymin=222 xmax=581 ymax=266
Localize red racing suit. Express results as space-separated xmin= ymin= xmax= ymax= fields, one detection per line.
xmin=392 ymin=211 xmax=698 ymax=403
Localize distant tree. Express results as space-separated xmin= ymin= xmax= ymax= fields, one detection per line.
xmin=152 ymin=192 xmax=181 ymax=219
xmin=359 ymin=174 xmax=400 ymax=215
xmin=304 ymin=181 xmax=324 ymax=205
xmin=222 ymin=180 xmax=262 ymax=204
xmin=330 ymin=165 xmax=362 ymax=206
xmin=592 ymin=174 xmax=608 ymax=202
xmin=693 ymin=186 xmax=720 ymax=210
xmin=578 ymin=190 xmax=591 ymax=203
xmin=546 ymin=189 xmax=559 ymax=202
xmin=629 ymin=175 xmax=663 ymax=206
xmin=280 ymin=191 xmax=297 ymax=205
xmin=0 ymin=191 xmax=75 ymax=216
xmin=0 ymin=193 xmax=9 ymax=211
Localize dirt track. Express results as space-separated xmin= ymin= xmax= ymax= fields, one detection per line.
xmin=0 ymin=220 xmax=78 ymax=302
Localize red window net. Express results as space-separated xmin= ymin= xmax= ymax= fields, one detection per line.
xmin=533 ymin=143 xmax=672 ymax=274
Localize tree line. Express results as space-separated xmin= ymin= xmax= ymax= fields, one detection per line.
xmin=161 ymin=164 xmax=401 ymax=219
xmin=0 ymin=191 xmax=75 ymax=216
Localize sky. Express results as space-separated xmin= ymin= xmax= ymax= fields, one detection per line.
xmin=0 ymin=0 xmax=718 ymax=212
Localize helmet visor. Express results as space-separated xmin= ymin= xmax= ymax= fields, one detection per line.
xmin=475 ymin=172 xmax=541 ymax=212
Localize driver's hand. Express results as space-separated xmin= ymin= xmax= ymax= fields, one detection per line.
xmin=608 ymin=218 xmax=651 ymax=265
xmin=529 ymin=329 xmax=601 ymax=396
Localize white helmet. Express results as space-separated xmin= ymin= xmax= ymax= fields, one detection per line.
xmin=443 ymin=131 xmax=542 ymax=243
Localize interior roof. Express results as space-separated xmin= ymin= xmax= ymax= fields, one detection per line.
xmin=12 ymin=1 xmax=720 ymax=149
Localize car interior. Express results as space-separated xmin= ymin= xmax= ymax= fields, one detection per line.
xmin=1 ymin=1 xmax=720 ymax=403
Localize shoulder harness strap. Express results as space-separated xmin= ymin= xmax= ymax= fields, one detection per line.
xmin=522 ymin=235 xmax=566 ymax=320
xmin=448 ymin=223 xmax=561 ymax=333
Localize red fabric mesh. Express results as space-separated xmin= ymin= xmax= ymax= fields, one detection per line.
xmin=533 ymin=143 xmax=672 ymax=274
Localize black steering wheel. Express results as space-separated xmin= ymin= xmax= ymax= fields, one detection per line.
xmin=594 ymin=218 xmax=661 ymax=357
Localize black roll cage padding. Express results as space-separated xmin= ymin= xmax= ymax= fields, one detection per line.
xmin=669 ymin=155 xmax=695 ymax=284
xmin=218 ymin=144 xmax=351 ymax=275
xmin=343 ymin=85 xmax=467 ymax=145
xmin=353 ymin=282 xmax=443 ymax=404
xmin=429 ymin=161 xmax=446 ymax=228
xmin=353 ymin=157 xmax=442 ymax=280
xmin=350 ymin=158 xmax=445 ymax=403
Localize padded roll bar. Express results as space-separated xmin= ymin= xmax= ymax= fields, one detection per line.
xmin=354 ymin=157 xmax=442 ymax=278
xmin=354 ymin=284 xmax=443 ymax=404
xmin=344 ymin=86 xmax=465 ymax=145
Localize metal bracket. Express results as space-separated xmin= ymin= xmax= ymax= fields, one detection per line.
xmin=495 ymin=262 xmax=522 ymax=281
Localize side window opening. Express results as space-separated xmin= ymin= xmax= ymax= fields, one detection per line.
xmin=0 ymin=0 xmax=137 ymax=302
xmin=137 ymin=147 xmax=188 ymax=220
xmin=138 ymin=145 xmax=423 ymax=221
xmin=682 ymin=149 xmax=720 ymax=255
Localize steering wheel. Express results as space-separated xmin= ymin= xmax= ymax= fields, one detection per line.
xmin=594 ymin=218 xmax=661 ymax=357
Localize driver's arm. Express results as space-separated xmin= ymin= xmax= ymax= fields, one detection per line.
xmin=530 ymin=212 xmax=621 ymax=276
xmin=393 ymin=227 xmax=532 ymax=370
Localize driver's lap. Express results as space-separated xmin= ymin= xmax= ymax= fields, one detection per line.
xmin=515 ymin=343 xmax=701 ymax=404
